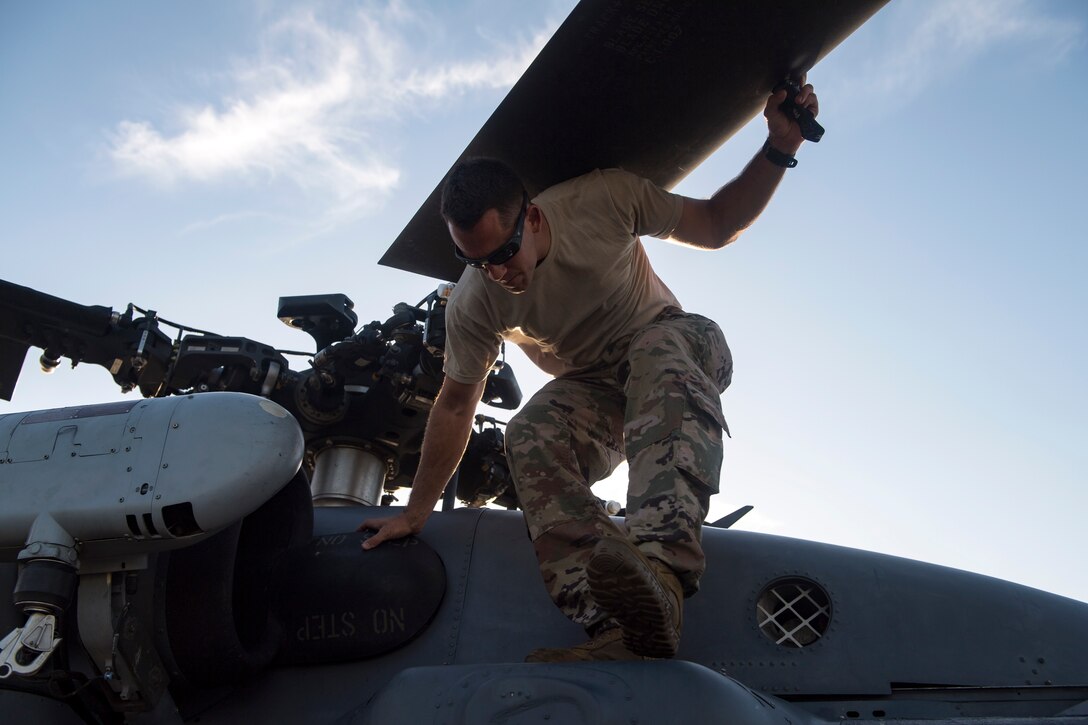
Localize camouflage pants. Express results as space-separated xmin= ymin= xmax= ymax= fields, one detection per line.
xmin=505 ymin=308 xmax=732 ymax=629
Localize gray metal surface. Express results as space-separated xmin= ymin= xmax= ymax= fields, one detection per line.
xmin=359 ymin=660 xmax=814 ymax=725
xmin=168 ymin=506 xmax=1088 ymax=724
xmin=310 ymin=446 xmax=387 ymax=506
xmin=1 ymin=501 xmax=1086 ymax=722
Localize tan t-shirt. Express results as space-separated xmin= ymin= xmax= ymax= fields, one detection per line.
xmin=444 ymin=168 xmax=683 ymax=383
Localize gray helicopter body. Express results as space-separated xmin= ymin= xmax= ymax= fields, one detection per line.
xmin=2 ymin=421 xmax=1086 ymax=723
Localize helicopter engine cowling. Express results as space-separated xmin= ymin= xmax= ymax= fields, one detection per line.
xmin=0 ymin=392 xmax=305 ymax=559
xmin=0 ymin=392 xmax=307 ymax=712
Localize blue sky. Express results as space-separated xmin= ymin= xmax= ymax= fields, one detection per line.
xmin=2 ymin=1 xmax=1085 ymax=602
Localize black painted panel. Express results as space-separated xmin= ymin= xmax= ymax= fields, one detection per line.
xmin=379 ymin=0 xmax=889 ymax=281
xmin=274 ymin=531 xmax=446 ymax=665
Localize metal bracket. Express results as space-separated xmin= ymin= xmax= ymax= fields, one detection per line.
xmin=76 ymin=571 xmax=167 ymax=710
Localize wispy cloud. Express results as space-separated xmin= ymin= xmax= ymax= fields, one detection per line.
xmin=177 ymin=209 xmax=289 ymax=237
xmin=107 ymin=3 xmax=554 ymax=221
xmin=400 ymin=41 xmax=545 ymax=99
xmin=852 ymin=0 xmax=1082 ymax=100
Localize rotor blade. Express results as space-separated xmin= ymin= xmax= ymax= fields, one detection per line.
xmin=0 ymin=278 xmax=116 ymax=401
xmin=0 ymin=278 xmax=116 ymax=337
xmin=379 ymin=0 xmax=890 ymax=281
xmin=708 ymin=505 xmax=754 ymax=530
xmin=0 ymin=339 xmax=28 ymax=401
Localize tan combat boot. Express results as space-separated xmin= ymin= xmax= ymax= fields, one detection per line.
xmin=524 ymin=626 xmax=650 ymax=663
xmin=586 ymin=537 xmax=684 ymax=659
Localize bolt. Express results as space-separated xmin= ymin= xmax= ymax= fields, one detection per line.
xmin=126 ymin=467 xmax=132 ymax=472
xmin=172 ymin=423 xmax=178 ymax=429
xmin=71 ymin=452 xmax=76 ymax=457
xmin=43 ymin=454 xmax=49 ymax=460
xmin=119 ymin=498 xmax=125 ymax=503
xmin=162 ymin=463 xmax=168 ymax=469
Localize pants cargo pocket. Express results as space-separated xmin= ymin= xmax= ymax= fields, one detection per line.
xmin=671 ymin=383 xmax=727 ymax=495
xmin=624 ymin=381 xmax=726 ymax=497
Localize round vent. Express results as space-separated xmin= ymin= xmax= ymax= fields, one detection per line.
xmin=756 ymin=577 xmax=831 ymax=647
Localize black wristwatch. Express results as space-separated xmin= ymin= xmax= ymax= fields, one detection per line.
xmin=762 ymin=139 xmax=798 ymax=168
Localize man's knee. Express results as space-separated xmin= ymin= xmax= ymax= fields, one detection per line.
xmin=628 ymin=312 xmax=731 ymax=394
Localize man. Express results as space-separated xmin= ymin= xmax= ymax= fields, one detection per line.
xmin=360 ymin=82 xmax=819 ymax=661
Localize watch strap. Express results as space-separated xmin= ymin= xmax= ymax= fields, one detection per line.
xmin=762 ymin=139 xmax=798 ymax=168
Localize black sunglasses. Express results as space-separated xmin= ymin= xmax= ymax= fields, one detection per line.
xmin=454 ymin=196 xmax=528 ymax=269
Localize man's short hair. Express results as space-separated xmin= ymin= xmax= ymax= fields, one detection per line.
xmin=440 ymin=157 xmax=525 ymax=231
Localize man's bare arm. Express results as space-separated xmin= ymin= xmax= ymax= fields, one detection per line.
xmin=670 ymin=82 xmax=818 ymax=250
xmin=358 ymin=376 xmax=485 ymax=548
